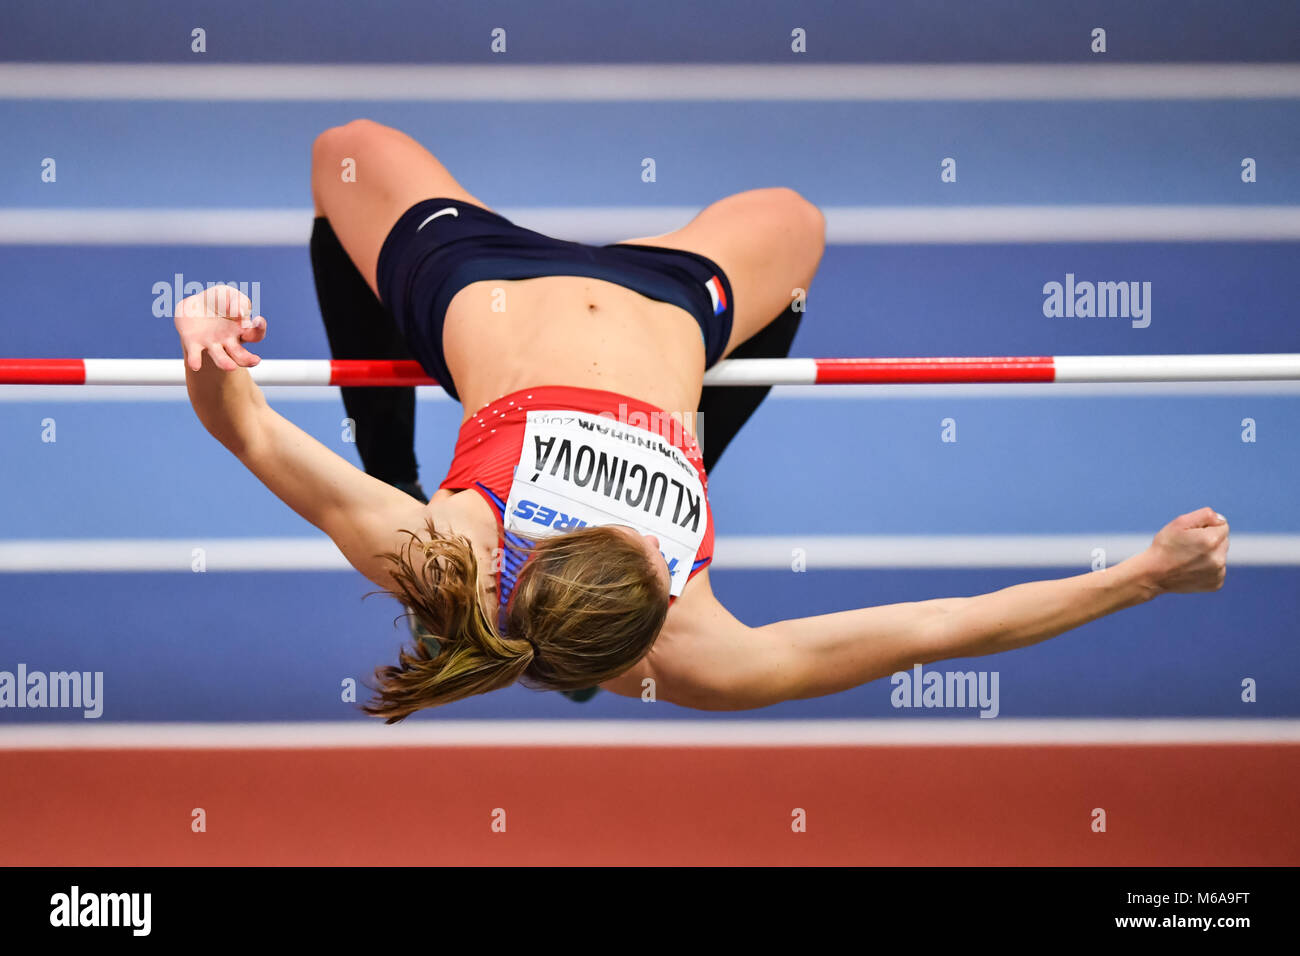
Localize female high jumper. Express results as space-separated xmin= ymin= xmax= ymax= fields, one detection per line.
xmin=174 ymin=120 xmax=1229 ymax=721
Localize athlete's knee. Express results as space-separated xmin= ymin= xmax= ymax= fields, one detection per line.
xmin=761 ymin=187 xmax=825 ymax=281
xmin=782 ymin=188 xmax=826 ymax=257
xmin=752 ymin=187 xmax=824 ymax=257
xmin=312 ymin=120 xmax=389 ymax=210
xmin=313 ymin=118 xmax=388 ymax=165
xmin=311 ymin=123 xmax=347 ymax=178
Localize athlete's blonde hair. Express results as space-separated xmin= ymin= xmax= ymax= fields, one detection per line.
xmin=361 ymin=518 xmax=668 ymax=721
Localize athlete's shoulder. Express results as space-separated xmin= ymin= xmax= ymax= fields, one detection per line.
xmin=661 ymin=566 xmax=732 ymax=640
xmin=634 ymin=568 xmax=763 ymax=708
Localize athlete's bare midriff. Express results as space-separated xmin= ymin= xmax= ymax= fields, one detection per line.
xmin=441 ymin=275 xmax=708 ymax=423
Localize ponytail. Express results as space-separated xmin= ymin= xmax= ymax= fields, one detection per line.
xmin=364 ymin=519 xmax=669 ymax=721
xmin=362 ymin=519 xmax=528 ymax=722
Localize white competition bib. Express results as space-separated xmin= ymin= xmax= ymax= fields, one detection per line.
xmin=503 ymin=410 xmax=707 ymax=597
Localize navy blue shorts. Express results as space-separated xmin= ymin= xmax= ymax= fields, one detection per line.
xmin=376 ymin=198 xmax=735 ymax=402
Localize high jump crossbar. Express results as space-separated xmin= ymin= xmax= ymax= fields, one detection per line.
xmin=2 ymin=355 xmax=1300 ymax=386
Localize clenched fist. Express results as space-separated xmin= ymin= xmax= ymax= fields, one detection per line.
xmin=174 ymin=284 xmax=267 ymax=372
xmin=1143 ymin=507 xmax=1230 ymax=594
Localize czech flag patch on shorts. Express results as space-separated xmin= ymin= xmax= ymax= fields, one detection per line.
xmin=704 ymin=275 xmax=727 ymax=316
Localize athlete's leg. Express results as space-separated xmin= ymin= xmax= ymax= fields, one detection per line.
xmin=310 ymin=216 xmax=423 ymax=496
xmin=618 ymin=187 xmax=824 ymax=358
xmin=698 ymin=301 xmax=803 ymax=473
xmin=310 ymin=118 xmax=491 ymax=294
xmin=309 ymin=120 xmax=491 ymax=495
xmin=619 ymin=187 xmax=824 ymax=470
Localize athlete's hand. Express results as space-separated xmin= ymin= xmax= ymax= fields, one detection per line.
xmin=174 ymin=284 xmax=267 ymax=372
xmin=1141 ymin=507 xmax=1229 ymax=594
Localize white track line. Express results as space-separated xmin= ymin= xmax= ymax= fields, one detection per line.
xmin=0 ymin=534 xmax=1297 ymax=572
xmin=828 ymin=205 xmax=1300 ymax=243
xmin=3 ymin=63 xmax=1300 ymax=101
xmin=5 ymin=205 xmax=1300 ymax=245
xmin=5 ymin=381 xmax=1300 ymax=403
xmin=713 ymin=535 xmax=1300 ymax=568
xmin=0 ymin=719 xmax=1296 ymax=750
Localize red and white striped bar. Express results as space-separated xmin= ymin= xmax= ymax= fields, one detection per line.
xmin=2 ymin=354 xmax=1300 ymax=386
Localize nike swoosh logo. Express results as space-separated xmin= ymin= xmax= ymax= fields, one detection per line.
xmin=416 ymin=207 xmax=459 ymax=231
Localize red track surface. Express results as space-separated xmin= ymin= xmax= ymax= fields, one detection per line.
xmin=3 ymin=744 xmax=1296 ymax=865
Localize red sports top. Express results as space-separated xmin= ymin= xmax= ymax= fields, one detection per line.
xmin=439 ymin=385 xmax=714 ymax=611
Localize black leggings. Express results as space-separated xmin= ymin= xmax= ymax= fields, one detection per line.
xmin=311 ymin=216 xmax=420 ymax=490
xmin=310 ymin=215 xmax=802 ymax=490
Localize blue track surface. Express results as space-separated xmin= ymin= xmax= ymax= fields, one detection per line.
xmin=4 ymin=1 xmax=1299 ymax=63
xmin=1 ymin=568 xmax=1295 ymax=722
xmin=1 ymin=394 xmax=1297 ymax=540
xmin=4 ymin=101 xmax=1300 ymax=207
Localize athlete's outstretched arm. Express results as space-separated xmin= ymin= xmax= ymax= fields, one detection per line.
xmin=637 ymin=508 xmax=1229 ymax=710
xmin=175 ymin=286 xmax=426 ymax=588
